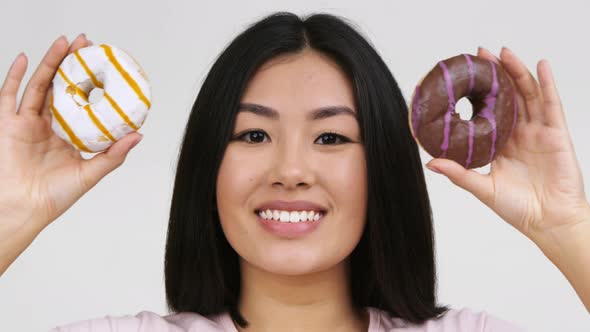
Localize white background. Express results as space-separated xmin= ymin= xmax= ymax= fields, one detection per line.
xmin=1 ymin=0 xmax=589 ymax=330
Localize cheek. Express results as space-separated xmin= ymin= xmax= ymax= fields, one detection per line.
xmin=312 ymin=150 xmax=367 ymax=264
xmin=322 ymin=150 xmax=367 ymax=213
xmin=216 ymin=148 xmax=258 ymax=212
xmin=216 ymin=146 xmax=269 ymax=239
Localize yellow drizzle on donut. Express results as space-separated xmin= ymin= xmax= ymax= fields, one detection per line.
xmin=74 ymin=50 xmax=104 ymax=89
xmin=82 ymin=104 xmax=116 ymax=142
xmin=103 ymin=93 xmax=139 ymax=131
xmin=100 ymin=44 xmax=151 ymax=109
xmin=57 ymin=68 xmax=114 ymax=143
xmin=57 ymin=68 xmax=88 ymax=102
xmin=49 ymin=94 xmax=92 ymax=153
xmin=74 ymin=51 xmax=139 ymax=130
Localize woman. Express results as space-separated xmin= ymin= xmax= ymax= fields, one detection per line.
xmin=1 ymin=12 xmax=588 ymax=331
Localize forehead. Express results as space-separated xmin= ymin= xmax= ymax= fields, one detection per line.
xmin=240 ymin=49 xmax=356 ymax=112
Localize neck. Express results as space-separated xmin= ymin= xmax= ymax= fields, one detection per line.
xmin=236 ymin=259 xmax=369 ymax=332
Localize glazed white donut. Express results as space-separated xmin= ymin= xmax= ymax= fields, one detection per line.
xmin=50 ymin=44 xmax=151 ymax=152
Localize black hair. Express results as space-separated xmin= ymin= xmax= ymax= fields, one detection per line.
xmin=164 ymin=11 xmax=450 ymax=328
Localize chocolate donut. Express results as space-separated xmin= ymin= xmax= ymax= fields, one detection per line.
xmin=409 ymin=54 xmax=518 ymax=169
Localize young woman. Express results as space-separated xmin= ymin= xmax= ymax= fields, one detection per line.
xmin=1 ymin=12 xmax=588 ymax=332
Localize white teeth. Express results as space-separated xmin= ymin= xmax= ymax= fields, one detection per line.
xmin=257 ymin=210 xmax=324 ymax=222
xmin=300 ymin=211 xmax=307 ymax=221
xmin=280 ymin=211 xmax=290 ymax=222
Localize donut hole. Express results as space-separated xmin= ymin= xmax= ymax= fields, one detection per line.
xmin=455 ymin=97 xmax=473 ymax=120
xmin=88 ymin=87 xmax=105 ymax=104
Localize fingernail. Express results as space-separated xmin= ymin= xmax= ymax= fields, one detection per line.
xmin=11 ymin=53 xmax=25 ymax=68
xmin=426 ymin=164 xmax=442 ymax=174
xmin=129 ymin=135 xmax=143 ymax=150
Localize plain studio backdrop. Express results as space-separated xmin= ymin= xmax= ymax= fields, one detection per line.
xmin=1 ymin=0 xmax=589 ymax=331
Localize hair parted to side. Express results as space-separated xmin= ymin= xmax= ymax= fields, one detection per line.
xmin=164 ymin=11 xmax=450 ymax=328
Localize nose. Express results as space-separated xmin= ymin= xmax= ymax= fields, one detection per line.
xmin=269 ymin=137 xmax=315 ymax=190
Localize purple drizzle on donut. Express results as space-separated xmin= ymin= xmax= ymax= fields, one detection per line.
xmin=437 ymin=61 xmax=455 ymax=158
xmin=463 ymin=54 xmax=475 ymax=94
xmin=412 ymin=85 xmax=421 ymax=138
xmin=466 ymin=122 xmax=474 ymax=168
xmin=476 ymin=61 xmax=499 ymax=163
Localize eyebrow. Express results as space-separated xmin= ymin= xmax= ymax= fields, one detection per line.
xmin=238 ymin=103 xmax=357 ymax=121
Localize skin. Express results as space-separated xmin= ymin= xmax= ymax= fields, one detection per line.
xmin=216 ymin=49 xmax=369 ymax=331
xmin=427 ymin=47 xmax=590 ymax=313
xmin=0 ymin=34 xmax=589 ymax=330
xmin=0 ymin=34 xmax=141 ymax=276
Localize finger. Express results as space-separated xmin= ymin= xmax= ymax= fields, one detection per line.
xmin=87 ymin=40 xmax=94 ymax=46
xmin=477 ymin=47 xmax=500 ymax=64
xmin=79 ymin=133 xmax=143 ymax=192
xmin=18 ymin=36 xmax=69 ymax=116
xmin=39 ymin=34 xmax=91 ymax=122
xmin=0 ymin=53 xmax=28 ymax=118
xmin=537 ymin=59 xmax=566 ymax=129
xmin=499 ymin=47 xmax=544 ymax=124
xmin=426 ymin=158 xmax=494 ymax=205
xmin=478 ymin=46 xmax=528 ymax=125
xmin=39 ymin=84 xmax=53 ymax=122
xmin=39 ymin=34 xmax=89 ymax=120
xmin=67 ymin=33 xmax=89 ymax=54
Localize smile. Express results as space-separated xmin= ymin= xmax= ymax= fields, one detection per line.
xmin=256 ymin=209 xmax=324 ymax=223
xmin=254 ymin=209 xmax=326 ymax=238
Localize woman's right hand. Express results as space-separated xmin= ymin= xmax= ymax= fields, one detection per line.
xmin=0 ymin=34 xmax=142 ymax=266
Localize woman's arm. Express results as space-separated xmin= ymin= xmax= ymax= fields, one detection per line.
xmin=425 ymin=46 xmax=590 ymax=314
xmin=531 ymin=213 xmax=590 ymax=312
xmin=0 ymin=215 xmax=45 ymax=276
xmin=0 ymin=34 xmax=142 ymax=276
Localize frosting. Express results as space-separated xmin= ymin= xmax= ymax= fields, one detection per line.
xmin=50 ymin=44 xmax=151 ymax=152
xmin=409 ymin=54 xmax=517 ymax=169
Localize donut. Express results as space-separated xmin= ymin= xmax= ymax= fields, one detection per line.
xmin=50 ymin=44 xmax=151 ymax=153
xmin=409 ymin=54 xmax=518 ymax=169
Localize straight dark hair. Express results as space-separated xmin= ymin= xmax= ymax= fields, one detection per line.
xmin=165 ymin=11 xmax=450 ymax=328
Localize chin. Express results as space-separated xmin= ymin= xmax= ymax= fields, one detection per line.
xmin=255 ymin=249 xmax=333 ymax=276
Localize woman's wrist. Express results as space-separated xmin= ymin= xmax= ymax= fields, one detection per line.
xmin=0 ymin=214 xmax=47 ymax=276
xmin=528 ymin=207 xmax=590 ymax=312
xmin=529 ymin=206 xmax=590 ymax=258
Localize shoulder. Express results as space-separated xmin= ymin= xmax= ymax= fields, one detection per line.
xmin=367 ymin=307 xmax=526 ymax=332
xmin=49 ymin=310 xmax=232 ymax=332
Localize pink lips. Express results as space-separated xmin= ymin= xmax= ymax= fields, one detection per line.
xmin=254 ymin=200 xmax=327 ymax=238
xmin=255 ymin=200 xmax=327 ymax=212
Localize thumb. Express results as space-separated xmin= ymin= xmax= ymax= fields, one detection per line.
xmin=79 ymin=133 xmax=143 ymax=191
xmin=426 ymin=158 xmax=494 ymax=205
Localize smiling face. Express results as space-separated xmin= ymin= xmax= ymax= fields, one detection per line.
xmin=215 ymin=49 xmax=368 ymax=276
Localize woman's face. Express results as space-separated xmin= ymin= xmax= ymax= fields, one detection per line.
xmin=216 ymin=49 xmax=367 ymax=275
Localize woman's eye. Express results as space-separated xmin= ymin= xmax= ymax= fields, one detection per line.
xmin=315 ymin=132 xmax=350 ymax=145
xmin=236 ymin=130 xmax=269 ymax=144
xmin=233 ymin=130 xmax=350 ymax=145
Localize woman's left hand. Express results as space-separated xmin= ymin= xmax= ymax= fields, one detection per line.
xmin=425 ymin=46 xmax=590 ymax=241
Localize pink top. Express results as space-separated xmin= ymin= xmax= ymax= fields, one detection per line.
xmin=50 ymin=307 xmax=525 ymax=331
